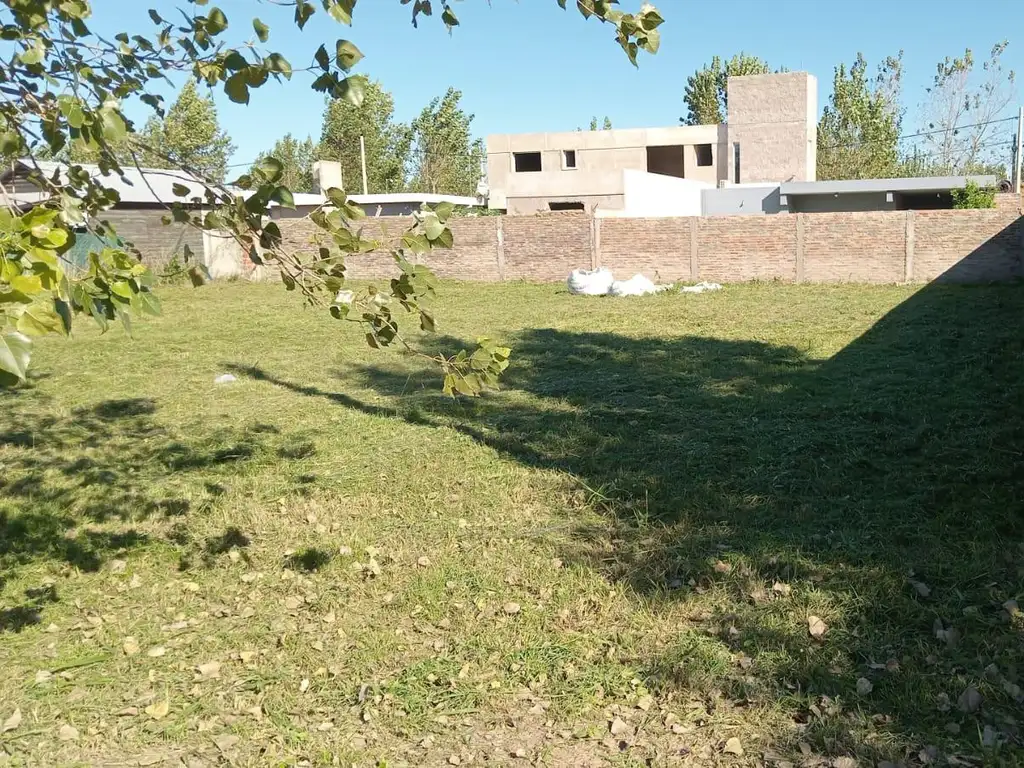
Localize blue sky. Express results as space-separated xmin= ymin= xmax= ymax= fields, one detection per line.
xmin=89 ymin=0 xmax=1023 ymax=170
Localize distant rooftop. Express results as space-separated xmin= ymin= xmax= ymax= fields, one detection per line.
xmin=780 ymin=175 xmax=999 ymax=196
xmin=2 ymin=158 xmax=228 ymax=206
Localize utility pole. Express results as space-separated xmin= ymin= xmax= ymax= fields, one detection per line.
xmin=360 ymin=136 xmax=368 ymax=195
xmin=1015 ymin=106 xmax=1023 ymax=195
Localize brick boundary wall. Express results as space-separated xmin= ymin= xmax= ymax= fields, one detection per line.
xmin=277 ymin=194 xmax=1024 ymax=285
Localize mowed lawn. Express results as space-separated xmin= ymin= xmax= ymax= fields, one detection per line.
xmin=1 ymin=279 xmax=1023 ymax=767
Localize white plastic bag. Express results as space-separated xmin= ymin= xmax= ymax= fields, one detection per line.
xmin=567 ymin=267 xmax=614 ymax=296
xmin=608 ymin=273 xmax=668 ymax=297
xmin=680 ymin=281 xmax=723 ymax=294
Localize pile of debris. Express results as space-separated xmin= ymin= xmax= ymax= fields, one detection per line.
xmin=567 ymin=267 xmax=722 ymax=297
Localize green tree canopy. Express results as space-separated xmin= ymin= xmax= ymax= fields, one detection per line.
xmin=0 ymin=0 xmax=663 ymax=390
xmin=252 ymin=134 xmax=317 ymax=194
xmin=138 ymin=80 xmax=235 ymax=180
xmin=408 ymin=88 xmax=485 ymax=196
xmin=816 ymin=53 xmax=903 ymax=180
xmin=682 ymin=53 xmax=772 ymax=125
xmin=319 ymin=78 xmax=411 ymax=194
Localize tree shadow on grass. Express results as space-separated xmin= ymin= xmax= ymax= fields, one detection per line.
xmin=233 ymin=281 xmax=1024 ymax=764
xmin=0 ymin=392 xmax=312 ymax=615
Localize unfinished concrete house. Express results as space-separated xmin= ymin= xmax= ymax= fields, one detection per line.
xmin=485 ymin=72 xmax=817 ymax=215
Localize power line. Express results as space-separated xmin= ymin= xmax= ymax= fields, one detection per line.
xmin=819 ymin=115 xmax=1016 ymax=152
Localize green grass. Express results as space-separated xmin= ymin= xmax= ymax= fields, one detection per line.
xmin=1 ymin=280 xmax=1023 ymax=766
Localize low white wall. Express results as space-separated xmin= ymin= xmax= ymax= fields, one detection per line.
xmin=597 ymin=171 xmax=711 ymax=218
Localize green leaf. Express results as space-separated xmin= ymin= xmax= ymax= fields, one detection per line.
xmin=434 ymin=201 xmax=454 ymax=223
xmin=294 ymin=0 xmax=315 ymax=29
xmin=325 ymin=0 xmax=355 ymax=24
xmin=225 ymin=72 xmax=250 ymax=104
xmin=253 ymin=17 xmax=269 ymax=42
xmin=335 ymin=40 xmax=363 ymax=71
xmin=419 ymin=311 xmax=435 ymax=333
xmin=423 ymin=216 xmax=445 ymax=241
xmin=266 ymin=53 xmax=292 ymax=78
xmin=18 ymin=43 xmax=45 ymax=66
xmin=134 ymin=290 xmax=161 ymax=316
xmin=206 ymin=7 xmax=228 ymax=35
xmin=0 ymin=332 xmax=32 ymax=381
xmin=337 ymin=76 xmax=365 ymax=106
xmin=54 ymin=298 xmax=73 ymax=334
xmin=172 ymin=183 xmax=190 ymax=197
xmin=271 ymin=186 xmax=295 ymax=209
xmin=17 ymin=301 xmax=66 ymax=337
xmin=314 ymin=44 xmax=330 ymax=70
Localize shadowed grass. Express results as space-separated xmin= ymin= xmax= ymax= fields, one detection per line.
xmin=0 ymin=281 xmax=1021 ymax=766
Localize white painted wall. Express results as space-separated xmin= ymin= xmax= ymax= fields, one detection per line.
xmin=596 ymin=170 xmax=711 ymax=217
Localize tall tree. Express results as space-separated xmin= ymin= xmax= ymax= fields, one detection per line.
xmin=587 ymin=116 xmax=613 ymax=130
xmin=916 ymin=42 xmax=1017 ymax=175
xmin=682 ymin=53 xmax=772 ymax=125
xmin=319 ymin=78 xmax=411 ymax=194
xmin=252 ymin=134 xmax=317 ymax=193
xmin=816 ymin=53 xmax=904 ymax=180
xmin=138 ymin=80 xmax=235 ymax=180
xmin=408 ymin=88 xmax=484 ymax=196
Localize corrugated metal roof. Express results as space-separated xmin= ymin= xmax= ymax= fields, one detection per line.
xmin=4 ymin=158 xmax=229 ymax=205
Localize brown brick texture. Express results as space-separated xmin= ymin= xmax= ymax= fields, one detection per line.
xmin=103 ymin=209 xmax=204 ymax=271
xmin=277 ymin=205 xmax=1023 ymax=285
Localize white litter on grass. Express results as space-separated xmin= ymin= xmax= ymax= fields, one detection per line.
xmin=214 ymin=374 xmax=237 ymax=385
xmin=679 ymin=281 xmax=723 ymax=294
xmin=567 ymin=267 xmax=614 ymax=296
xmin=334 ymin=290 xmax=354 ymax=305
xmin=608 ymin=273 xmax=673 ymax=297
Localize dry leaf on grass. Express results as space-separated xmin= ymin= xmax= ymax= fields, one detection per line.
xmin=34 ymin=670 xmax=52 ymax=684
xmin=196 ymin=661 xmax=221 ymax=680
xmin=144 ymin=699 xmax=170 ymax=720
xmin=417 ymin=556 xmax=431 ymax=567
xmin=214 ymin=734 xmax=240 ymax=753
xmin=772 ymin=581 xmax=792 ymax=596
xmin=723 ymin=737 xmax=744 ymax=755
xmin=2 ymin=709 xmax=21 ymax=733
xmin=713 ymin=560 xmax=732 ymax=574
xmin=609 ymin=717 xmax=630 ymax=736
xmin=503 ymin=602 xmax=521 ymax=615
xmin=58 ymin=724 xmax=79 ymax=741
xmin=146 ymin=646 xmax=166 ymax=658
xmin=123 ymin=637 xmax=140 ymax=656
xmin=957 ymin=686 xmax=983 ymax=713
xmin=856 ymin=677 xmax=873 ymax=695
xmin=807 ymin=615 xmax=828 ymax=640
xmin=637 ymin=694 xmax=654 ymax=711
xmin=910 ymin=580 xmax=931 ymax=598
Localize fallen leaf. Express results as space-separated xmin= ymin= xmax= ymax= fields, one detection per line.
xmin=807 ymin=615 xmax=828 ymax=640
xmin=2 ymin=709 xmax=22 ymax=733
xmin=448 ymin=756 xmax=461 ymax=766
xmin=503 ymin=602 xmax=521 ymax=616
xmin=723 ymin=737 xmax=744 ymax=755
xmin=609 ymin=717 xmax=630 ymax=736
xmin=123 ymin=637 xmax=140 ymax=656
xmin=772 ymin=581 xmax=792 ymax=596
xmin=832 ymin=758 xmax=857 ymax=768
xmin=339 ymin=546 xmax=353 ymax=556
xmin=957 ymin=686 xmax=982 ymax=713
xmin=936 ymin=692 xmax=951 ymax=712
xmin=109 ymin=559 xmax=127 ymax=574
xmin=737 ymin=654 xmax=753 ymax=669
xmin=671 ymin=722 xmax=688 ymax=734
xmin=910 ymin=580 xmax=931 ymax=598
xmin=58 ymin=724 xmax=79 ymax=741
xmin=713 ymin=560 xmax=732 ymax=574
xmin=117 ymin=707 xmax=139 ymax=717
xmin=196 ymin=661 xmax=221 ymax=680
xmin=145 ymin=699 xmax=170 ymax=720
xmin=299 ymin=678 xmax=310 ymax=693
xmin=856 ymin=677 xmax=873 ymax=695
xmin=34 ymin=670 xmax=52 ymax=684
xmin=239 ymin=650 xmax=257 ymax=663
xmin=214 ymin=734 xmax=240 ymax=753
xmin=417 ymin=556 xmax=431 ymax=567
xmin=637 ymin=694 xmax=654 ymax=712
xmin=146 ymin=646 xmax=166 ymax=658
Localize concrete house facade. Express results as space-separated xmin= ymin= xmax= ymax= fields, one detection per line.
xmin=486 ymin=72 xmax=817 ymax=215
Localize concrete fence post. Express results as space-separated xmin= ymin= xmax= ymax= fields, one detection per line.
xmin=495 ymin=217 xmax=506 ymax=281
xmin=591 ymin=216 xmax=601 ymax=270
xmin=795 ymin=214 xmax=806 ymax=283
xmin=689 ymin=217 xmax=699 ymax=280
xmin=904 ymin=210 xmax=915 ymax=283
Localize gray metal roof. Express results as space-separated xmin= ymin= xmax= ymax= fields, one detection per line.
xmin=6 ymin=158 xmax=227 ymax=205
xmin=779 ymin=175 xmax=998 ymax=196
